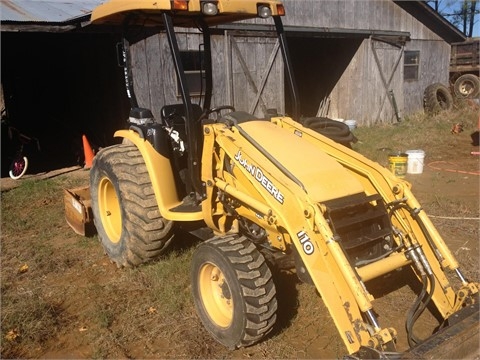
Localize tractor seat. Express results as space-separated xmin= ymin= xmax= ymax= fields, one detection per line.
xmin=161 ymin=104 xmax=203 ymax=125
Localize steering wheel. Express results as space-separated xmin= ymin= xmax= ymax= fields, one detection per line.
xmin=205 ymin=105 xmax=236 ymax=117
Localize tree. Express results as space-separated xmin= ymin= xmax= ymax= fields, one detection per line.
xmin=427 ymin=0 xmax=479 ymax=37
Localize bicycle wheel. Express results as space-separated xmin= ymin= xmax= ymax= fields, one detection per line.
xmin=9 ymin=156 xmax=28 ymax=180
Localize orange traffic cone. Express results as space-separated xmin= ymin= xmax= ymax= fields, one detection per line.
xmin=82 ymin=135 xmax=95 ymax=169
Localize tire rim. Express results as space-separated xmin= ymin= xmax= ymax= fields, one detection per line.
xmin=460 ymin=80 xmax=473 ymax=96
xmin=9 ymin=156 xmax=28 ymax=179
xmin=199 ymin=262 xmax=233 ymax=328
xmin=98 ymin=176 xmax=122 ymax=243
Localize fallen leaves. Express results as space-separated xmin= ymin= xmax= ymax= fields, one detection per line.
xmin=18 ymin=263 xmax=29 ymax=274
xmin=5 ymin=329 xmax=20 ymax=341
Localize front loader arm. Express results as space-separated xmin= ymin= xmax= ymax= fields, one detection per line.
xmin=271 ymin=117 xmax=479 ymax=314
xmin=201 ymin=118 xmax=478 ymax=356
xmin=201 ymin=122 xmax=398 ymax=354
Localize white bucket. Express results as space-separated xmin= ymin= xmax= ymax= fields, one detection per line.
xmin=345 ymin=119 xmax=357 ymax=131
xmin=405 ymin=150 xmax=425 ymax=174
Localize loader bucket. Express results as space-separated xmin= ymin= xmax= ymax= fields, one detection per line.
xmin=402 ymin=301 xmax=479 ymax=360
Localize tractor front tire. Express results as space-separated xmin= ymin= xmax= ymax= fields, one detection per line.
xmin=90 ymin=144 xmax=174 ymax=267
xmin=191 ymin=235 xmax=278 ymax=349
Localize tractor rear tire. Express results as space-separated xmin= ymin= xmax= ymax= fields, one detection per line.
xmin=191 ymin=235 xmax=277 ymax=349
xmin=423 ymin=83 xmax=453 ymax=114
xmin=90 ymin=144 xmax=174 ymax=267
xmin=453 ymin=74 xmax=480 ymax=99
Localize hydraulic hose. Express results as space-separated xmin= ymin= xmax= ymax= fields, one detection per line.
xmin=406 ymin=272 xmax=436 ymax=347
xmin=388 ymin=201 xmax=439 ymax=347
xmin=406 ymin=274 xmax=428 ymax=347
xmin=387 ymin=202 xmax=443 ymax=267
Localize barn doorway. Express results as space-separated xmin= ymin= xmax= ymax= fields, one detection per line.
xmin=285 ymin=36 xmax=363 ymax=118
xmin=1 ymin=31 xmax=129 ymax=177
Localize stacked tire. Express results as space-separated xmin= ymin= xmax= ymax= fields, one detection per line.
xmin=423 ymin=83 xmax=453 ymax=114
xmin=453 ymin=74 xmax=480 ymax=99
xmin=301 ymin=117 xmax=357 ymax=148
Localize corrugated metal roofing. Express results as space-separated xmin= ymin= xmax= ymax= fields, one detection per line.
xmin=0 ymin=0 xmax=105 ymax=23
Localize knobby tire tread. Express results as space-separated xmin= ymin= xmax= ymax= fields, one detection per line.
xmin=424 ymin=83 xmax=453 ymax=114
xmin=91 ymin=144 xmax=174 ymax=267
xmin=202 ymin=235 xmax=277 ymax=347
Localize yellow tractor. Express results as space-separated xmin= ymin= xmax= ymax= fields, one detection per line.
xmin=89 ymin=1 xmax=479 ymax=358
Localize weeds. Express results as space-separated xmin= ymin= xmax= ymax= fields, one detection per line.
xmin=353 ymin=99 xmax=479 ymax=163
xmin=1 ymin=285 xmax=64 ymax=358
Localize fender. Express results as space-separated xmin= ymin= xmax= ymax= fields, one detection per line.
xmin=114 ymin=129 xmax=203 ymax=221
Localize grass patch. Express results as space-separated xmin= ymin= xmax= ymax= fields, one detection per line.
xmin=353 ymin=100 xmax=479 ymax=163
xmin=1 ymin=286 xmax=64 ymax=358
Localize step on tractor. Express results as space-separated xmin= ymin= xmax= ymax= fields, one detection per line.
xmin=89 ymin=1 xmax=479 ymax=358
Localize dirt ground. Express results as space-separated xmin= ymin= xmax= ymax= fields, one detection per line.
xmin=1 ymin=127 xmax=479 ymax=359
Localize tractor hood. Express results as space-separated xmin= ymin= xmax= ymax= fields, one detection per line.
xmin=238 ymin=121 xmax=365 ymax=203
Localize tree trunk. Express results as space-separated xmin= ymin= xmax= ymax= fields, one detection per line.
xmin=468 ymin=0 xmax=477 ymax=37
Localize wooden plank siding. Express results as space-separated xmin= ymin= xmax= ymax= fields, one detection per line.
xmin=404 ymin=39 xmax=450 ymax=113
xmin=325 ymin=38 xmax=405 ymax=125
xmin=282 ymin=0 xmax=450 ymax=125
xmin=130 ymin=30 xmax=284 ymax=120
xmin=130 ymin=31 xmax=204 ymax=121
xmin=128 ymin=0 xmax=452 ymax=126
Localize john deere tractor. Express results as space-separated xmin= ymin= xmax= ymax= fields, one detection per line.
xmin=89 ymin=0 xmax=479 ymax=358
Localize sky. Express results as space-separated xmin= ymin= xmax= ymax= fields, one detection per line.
xmin=434 ymin=0 xmax=479 ymax=37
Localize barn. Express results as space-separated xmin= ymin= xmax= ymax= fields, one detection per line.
xmin=0 ymin=0 xmax=465 ymax=175
xmin=123 ymin=0 xmax=465 ymax=124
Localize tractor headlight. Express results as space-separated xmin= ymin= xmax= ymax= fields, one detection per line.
xmin=202 ymin=2 xmax=218 ymax=15
xmin=257 ymin=5 xmax=272 ymax=18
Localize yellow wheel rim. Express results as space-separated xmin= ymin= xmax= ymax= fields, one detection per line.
xmin=199 ymin=262 xmax=233 ymax=328
xmin=98 ymin=176 xmax=122 ymax=243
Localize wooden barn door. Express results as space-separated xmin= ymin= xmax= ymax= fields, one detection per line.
xmin=221 ymin=32 xmax=285 ymax=117
xmin=370 ymin=37 xmax=404 ymax=123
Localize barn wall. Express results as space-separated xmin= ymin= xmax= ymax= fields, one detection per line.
xmin=130 ymin=31 xmax=202 ymax=120
xmin=404 ymin=39 xmax=450 ymax=113
xmin=281 ymin=0 xmax=451 ymax=124
xmin=327 ymin=38 xmax=404 ymax=125
xmin=329 ymin=37 xmax=450 ymax=125
xmin=130 ymin=30 xmax=284 ymax=120
xmin=129 ymin=0 xmax=453 ymax=126
xmin=282 ymin=0 xmax=444 ymax=40
xmin=226 ymin=34 xmax=284 ymax=116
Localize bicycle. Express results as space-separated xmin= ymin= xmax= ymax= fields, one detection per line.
xmin=2 ymin=109 xmax=41 ymax=180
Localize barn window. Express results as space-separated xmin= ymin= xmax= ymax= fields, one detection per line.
xmin=404 ymin=51 xmax=420 ymax=81
xmin=176 ymin=50 xmax=205 ymax=97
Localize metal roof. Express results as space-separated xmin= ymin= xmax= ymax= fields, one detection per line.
xmin=0 ymin=0 xmax=104 ymax=23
